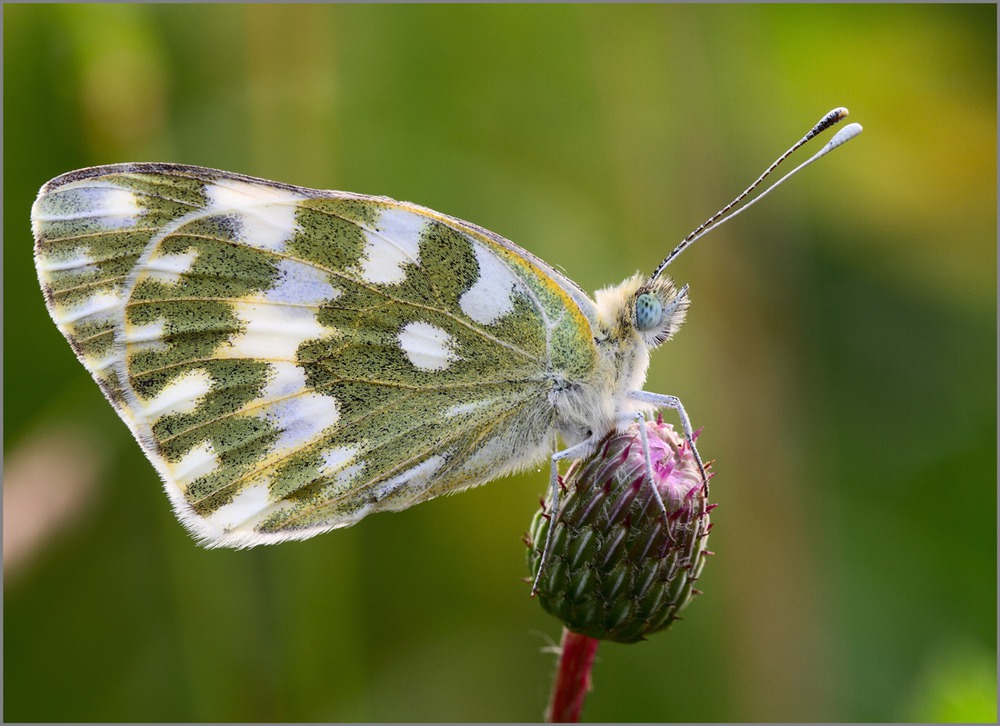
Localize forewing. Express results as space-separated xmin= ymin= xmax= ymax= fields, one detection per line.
xmin=32 ymin=163 xmax=598 ymax=546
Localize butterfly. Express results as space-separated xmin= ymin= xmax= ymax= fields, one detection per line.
xmin=31 ymin=109 xmax=860 ymax=581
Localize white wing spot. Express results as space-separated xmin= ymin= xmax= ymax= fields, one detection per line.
xmin=125 ymin=319 xmax=168 ymax=353
xmin=397 ymin=321 xmax=458 ymax=371
xmin=357 ymin=207 xmax=425 ymax=284
xmin=144 ymin=248 xmax=199 ymax=285
xmin=255 ymin=362 xmax=341 ymax=451
xmin=320 ymin=446 xmax=360 ymax=474
xmin=36 ymin=249 xmax=98 ymax=273
xmin=460 ymin=241 xmax=520 ymax=324
xmin=221 ymin=300 xmax=331 ymax=361
xmin=141 ymin=368 xmax=213 ymax=420
xmin=32 ymin=183 xmax=141 ymax=235
xmin=170 ymin=440 xmax=220 ymax=486
xmin=208 ymin=482 xmax=272 ymax=531
xmin=86 ymin=351 xmax=123 ymax=374
xmin=261 ymin=258 xmax=341 ymax=306
xmin=204 ymin=179 xmax=304 ymax=252
xmin=52 ymin=290 xmax=123 ymax=326
xmin=318 ymin=447 xmax=364 ymax=496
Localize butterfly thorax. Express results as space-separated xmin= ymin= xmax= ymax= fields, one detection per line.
xmin=550 ymin=272 xmax=688 ymax=448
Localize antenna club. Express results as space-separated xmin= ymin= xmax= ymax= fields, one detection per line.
xmin=808 ymin=107 xmax=851 ymax=140
xmin=829 ymin=123 xmax=863 ymax=149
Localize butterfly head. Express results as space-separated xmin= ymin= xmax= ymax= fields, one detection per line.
xmin=634 ymin=275 xmax=689 ymax=348
xmin=595 ymin=273 xmax=689 ymax=350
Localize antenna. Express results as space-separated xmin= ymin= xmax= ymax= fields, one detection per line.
xmin=649 ymin=107 xmax=862 ymax=281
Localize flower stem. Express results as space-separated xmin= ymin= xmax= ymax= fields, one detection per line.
xmin=546 ymin=628 xmax=600 ymax=722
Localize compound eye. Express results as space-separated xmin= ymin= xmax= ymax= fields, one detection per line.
xmin=635 ymin=292 xmax=662 ymax=331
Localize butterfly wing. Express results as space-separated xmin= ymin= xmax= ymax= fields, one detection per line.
xmin=32 ymin=163 xmax=600 ymax=546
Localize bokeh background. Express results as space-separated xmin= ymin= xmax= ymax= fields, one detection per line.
xmin=4 ymin=4 xmax=995 ymax=722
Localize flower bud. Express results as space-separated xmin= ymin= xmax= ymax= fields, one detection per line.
xmin=527 ymin=419 xmax=713 ymax=644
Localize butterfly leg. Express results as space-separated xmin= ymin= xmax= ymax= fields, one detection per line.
xmin=532 ymin=437 xmax=598 ymax=596
xmin=628 ymin=391 xmax=710 ymax=497
xmin=633 ymin=409 xmax=671 ymax=523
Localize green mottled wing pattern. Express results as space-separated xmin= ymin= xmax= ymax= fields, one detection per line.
xmin=32 ymin=163 xmax=599 ymax=546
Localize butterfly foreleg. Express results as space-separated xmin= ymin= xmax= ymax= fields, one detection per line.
xmin=628 ymin=391 xmax=710 ymax=498
xmin=531 ymin=436 xmax=600 ymax=596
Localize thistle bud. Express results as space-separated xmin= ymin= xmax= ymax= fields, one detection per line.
xmin=527 ymin=419 xmax=713 ymax=644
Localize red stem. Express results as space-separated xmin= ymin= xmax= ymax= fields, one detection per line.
xmin=546 ymin=628 xmax=600 ymax=722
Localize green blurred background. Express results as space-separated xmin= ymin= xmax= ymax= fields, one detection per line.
xmin=4 ymin=4 xmax=995 ymax=722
